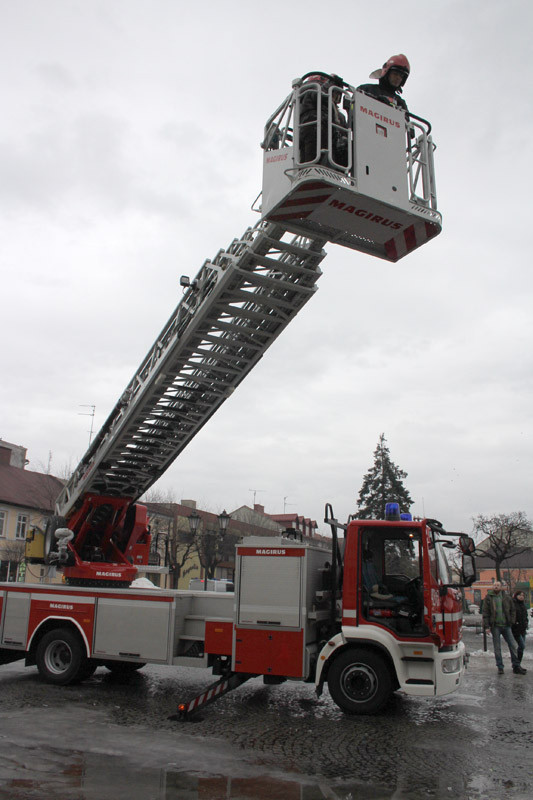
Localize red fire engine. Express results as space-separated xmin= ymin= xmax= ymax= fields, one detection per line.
xmin=0 ymin=73 xmax=474 ymax=716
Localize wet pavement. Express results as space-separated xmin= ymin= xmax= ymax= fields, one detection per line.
xmin=0 ymin=628 xmax=531 ymax=799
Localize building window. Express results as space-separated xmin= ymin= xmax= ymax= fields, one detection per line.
xmin=0 ymin=560 xmax=20 ymax=582
xmin=0 ymin=510 xmax=6 ymax=537
xmin=15 ymin=514 xmax=28 ymax=540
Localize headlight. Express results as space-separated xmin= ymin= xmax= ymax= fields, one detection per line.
xmin=442 ymin=656 xmax=461 ymax=674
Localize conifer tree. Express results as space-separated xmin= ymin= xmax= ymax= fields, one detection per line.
xmin=356 ymin=433 xmax=413 ymax=519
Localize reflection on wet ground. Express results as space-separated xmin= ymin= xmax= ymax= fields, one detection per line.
xmin=0 ymin=629 xmax=531 ymax=799
xmin=0 ymin=747 xmax=529 ymax=800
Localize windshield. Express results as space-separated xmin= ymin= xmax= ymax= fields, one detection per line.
xmin=433 ymin=538 xmax=453 ymax=584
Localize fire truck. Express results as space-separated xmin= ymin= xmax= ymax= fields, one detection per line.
xmin=0 ymin=74 xmax=474 ymax=716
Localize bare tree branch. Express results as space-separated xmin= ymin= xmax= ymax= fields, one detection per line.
xmin=473 ymin=512 xmax=532 ymax=582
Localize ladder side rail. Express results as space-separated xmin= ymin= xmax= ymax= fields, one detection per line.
xmin=261 ymin=93 xmax=295 ymax=151
xmin=57 ymin=263 xmax=253 ymax=512
xmin=327 ymin=85 xmax=353 ymax=174
xmin=57 ymin=223 xmax=327 ymax=516
xmin=294 ymin=82 xmax=323 ymax=166
xmin=82 ymin=241 xmax=324 ymax=500
xmin=100 ymin=226 xmax=326 ymax=493
xmin=55 ymin=257 xmax=226 ymax=514
xmin=427 ymin=134 xmax=438 ymax=210
xmin=406 ymin=119 xmax=434 ymax=207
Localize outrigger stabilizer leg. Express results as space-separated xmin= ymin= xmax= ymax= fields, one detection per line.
xmin=172 ymin=672 xmax=257 ymax=720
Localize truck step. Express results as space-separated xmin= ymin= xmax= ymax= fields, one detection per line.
xmin=172 ymin=672 xmax=256 ymax=720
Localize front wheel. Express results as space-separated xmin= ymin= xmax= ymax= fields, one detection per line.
xmin=327 ymin=648 xmax=392 ymax=715
xmin=36 ymin=628 xmax=87 ymax=685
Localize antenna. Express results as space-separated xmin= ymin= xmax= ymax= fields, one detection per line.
xmin=283 ymin=495 xmax=296 ymax=513
xmin=79 ymin=404 xmax=96 ymax=446
xmin=249 ymin=488 xmax=266 ymax=507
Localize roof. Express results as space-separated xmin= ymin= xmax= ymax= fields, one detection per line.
xmin=269 ymin=513 xmax=318 ymax=529
xmin=476 ymin=548 xmax=533 ymax=569
xmin=0 ymin=464 xmax=64 ymax=513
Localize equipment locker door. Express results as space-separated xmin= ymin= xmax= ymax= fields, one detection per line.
xmin=93 ymin=598 xmax=172 ymax=662
xmin=1 ymin=591 xmax=30 ymax=647
xmin=237 ymin=552 xmax=302 ymax=627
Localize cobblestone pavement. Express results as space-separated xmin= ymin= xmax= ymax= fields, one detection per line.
xmin=0 ymin=629 xmax=531 ymax=799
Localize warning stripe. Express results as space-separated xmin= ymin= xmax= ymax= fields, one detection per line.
xmin=385 ymin=238 xmax=398 ymax=261
xmin=279 ymin=193 xmax=332 ymax=208
xmin=270 ymin=183 xmax=333 ymax=222
xmin=269 ymin=210 xmax=313 ymax=221
xmin=403 ymin=224 xmax=416 ymax=252
xmin=186 ymin=679 xmax=229 ymax=712
xmin=384 ymin=219 xmax=440 ymax=262
xmin=294 ymin=181 xmax=330 ymax=192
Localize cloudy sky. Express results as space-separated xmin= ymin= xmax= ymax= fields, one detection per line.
xmin=1 ymin=0 xmax=531 ymax=534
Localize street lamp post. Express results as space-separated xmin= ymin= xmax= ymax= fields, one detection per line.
xmin=208 ymin=510 xmax=231 ymax=589
xmin=187 ymin=510 xmax=204 ymax=589
xmin=188 ymin=510 xmax=201 ymax=536
xmin=218 ymin=510 xmax=230 ymax=536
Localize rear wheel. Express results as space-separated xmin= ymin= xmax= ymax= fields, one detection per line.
xmin=76 ymin=660 xmax=98 ymax=681
xmin=327 ymin=648 xmax=392 ymax=714
xmin=36 ymin=628 xmax=87 ymax=685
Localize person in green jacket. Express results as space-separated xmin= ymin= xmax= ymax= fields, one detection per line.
xmin=483 ymin=581 xmax=526 ymax=675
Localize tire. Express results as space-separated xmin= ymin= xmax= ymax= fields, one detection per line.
xmin=36 ymin=628 xmax=87 ymax=686
xmin=76 ymin=660 xmax=98 ymax=681
xmin=102 ymin=661 xmax=146 ymax=674
xmin=327 ymin=648 xmax=392 ymax=715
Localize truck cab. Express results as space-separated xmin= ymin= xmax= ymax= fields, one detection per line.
xmin=316 ymin=507 xmax=475 ymax=714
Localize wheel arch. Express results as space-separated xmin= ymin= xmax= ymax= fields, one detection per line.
xmin=27 ymin=617 xmax=90 ymax=666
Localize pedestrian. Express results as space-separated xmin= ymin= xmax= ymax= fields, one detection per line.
xmin=482 ymin=581 xmax=526 ymax=675
xmin=512 ymin=590 xmax=529 ymax=666
xmin=357 ymin=54 xmax=410 ymax=113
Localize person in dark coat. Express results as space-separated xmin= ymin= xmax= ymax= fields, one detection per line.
xmin=482 ymin=581 xmax=526 ymax=674
xmin=299 ymin=72 xmax=348 ymax=167
xmin=512 ymin=590 xmax=529 ymax=665
xmin=357 ymin=54 xmax=410 ymax=113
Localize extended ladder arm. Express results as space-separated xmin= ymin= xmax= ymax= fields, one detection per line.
xmin=56 ymin=220 xmax=327 ymax=518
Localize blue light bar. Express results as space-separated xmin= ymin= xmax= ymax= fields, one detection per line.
xmin=400 ymin=513 xmax=412 ymax=521
xmin=385 ymin=502 xmax=400 ymax=521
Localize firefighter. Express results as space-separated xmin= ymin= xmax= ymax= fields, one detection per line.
xmin=357 ymin=54 xmax=410 ymax=112
xmin=299 ymin=72 xmax=348 ymax=167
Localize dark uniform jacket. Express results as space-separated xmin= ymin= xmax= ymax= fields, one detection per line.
xmin=357 ymin=81 xmax=408 ymax=113
xmin=512 ymin=598 xmax=529 ymax=636
xmin=299 ymin=79 xmax=348 ymax=165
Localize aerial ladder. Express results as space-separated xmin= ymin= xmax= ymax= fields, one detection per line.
xmin=39 ymin=72 xmax=441 ymax=586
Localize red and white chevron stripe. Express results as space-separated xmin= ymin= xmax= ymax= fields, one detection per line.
xmin=267 ymin=181 xmax=333 ymax=222
xmin=385 ymin=220 xmax=440 ymax=262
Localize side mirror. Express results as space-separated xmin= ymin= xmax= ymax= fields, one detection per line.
xmin=459 ymin=535 xmax=475 ymax=555
xmin=461 ymin=553 xmax=476 ymax=587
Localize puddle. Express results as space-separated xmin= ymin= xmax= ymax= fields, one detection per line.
xmin=2 ymin=753 xmax=532 ymax=800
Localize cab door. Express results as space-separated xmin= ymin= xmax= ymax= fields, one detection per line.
xmin=422 ymin=525 xmax=443 ymax=640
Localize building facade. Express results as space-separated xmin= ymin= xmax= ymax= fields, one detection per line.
xmin=141 ymin=501 xmax=327 ymax=590
xmin=0 ymin=439 xmax=327 ymax=588
xmin=0 ymin=440 xmax=64 ymax=583
xmin=464 ymin=548 xmax=533 ymax=609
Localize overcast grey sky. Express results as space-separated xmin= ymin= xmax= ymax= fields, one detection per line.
xmin=1 ymin=0 xmax=532 ymax=533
